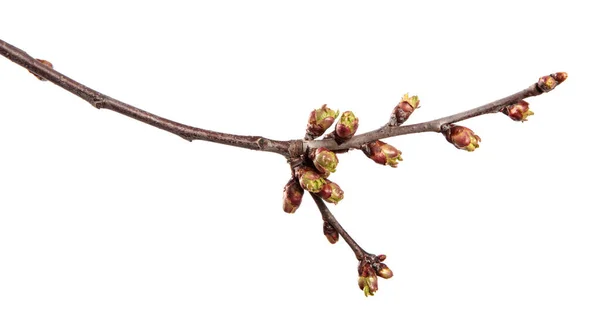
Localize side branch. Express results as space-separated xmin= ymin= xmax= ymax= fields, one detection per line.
xmin=310 ymin=193 xmax=368 ymax=260
xmin=307 ymin=81 xmax=554 ymax=151
xmin=0 ymin=39 xmax=291 ymax=156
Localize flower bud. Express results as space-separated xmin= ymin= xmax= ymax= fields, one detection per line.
xmin=503 ymin=100 xmax=534 ymax=122
xmin=323 ymin=221 xmax=339 ymax=244
xmin=376 ymin=263 xmax=394 ymax=279
xmin=318 ymin=180 xmax=344 ymax=204
xmin=29 ymin=59 xmax=53 ymax=81
xmin=295 ymin=167 xmax=327 ymax=193
xmin=392 ymin=93 xmax=420 ymax=125
xmin=443 ymin=125 xmax=481 ymax=152
xmin=334 ymin=111 xmax=359 ymax=144
xmin=362 ymin=140 xmax=403 ymax=167
xmin=305 ymin=105 xmax=339 ymax=139
xmin=282 ymin=179 xmax=304 ymax=213
xmin=310 ymin=147 xmax=338 ymax=176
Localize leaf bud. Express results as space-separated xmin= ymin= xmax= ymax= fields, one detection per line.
xmin=310 ymin=147 xmax=338 ymax=176
xmin=305 ymin=104 xmax=339 ymax=139
xmin=334 ymin=111 xmax=359 ymax=144
xmin=362 ymin=140 xmax=403 ymax=167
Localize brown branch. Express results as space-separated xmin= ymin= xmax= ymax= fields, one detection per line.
xmin=310 ymin=193 xmax=371 ymax=261
xmin=0 ymin=38 xmax=294 ymax=156
xmin=306 ymin=82 xmax=553 ymax=152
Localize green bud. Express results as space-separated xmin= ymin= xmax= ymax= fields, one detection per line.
xmin=334 ymin=111 xmax=359 ymax=144
xmin=318 ymin=180 xmax=344 ymax=204
xmin=295 ymin=167 xmax=327 ymax=193
xmin=310 ymin=147 xmax=338 ymax=176
xmin=305 ymin=104 xmax=339 ymax=139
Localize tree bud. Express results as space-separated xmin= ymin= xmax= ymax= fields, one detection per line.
xmin=503 ymin=100 xmax=534 ymax=122
xmin=376 ymin=263 xmax=394 ymax=279
xmin=362 ymin=140 xmax=403 ymax=167
xmin=295 ymin=167 xmax=327 ymax=193
xmin=334 ymin=111 xmax=359 ymax=144
xmin=323 ymin=221 xmax=339 ymax=244
xmin=310 ymin=147 xmax=338 ymax=176
xmin=305 ymin=105 xmax=339 ymax=139
xmin=443 ymin=125 xmax=481 ymax=152
xmin=282 ymin=179 xmax=304 ymax=213
xmin=318 ymin=180 xmax=344 ymax=204
xmin=393 ymin=93 xmax=420 ymax=125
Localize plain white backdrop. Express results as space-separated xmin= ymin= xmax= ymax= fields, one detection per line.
xmin=1 ymin=1 xmax=598 ymax=331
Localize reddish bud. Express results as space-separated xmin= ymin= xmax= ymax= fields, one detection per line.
xmin=29 ymin=59 xmax=53 ymax=81
xmin=305 ymin=105 xmax=339 ymax=139
xmin=443 ymin=125 xmax=481 ymax=152
xmin=310 ymin=147 xmax=338 ymax=176
xmin=323 ymin=221 xmax=339 ymax=244
xmin=392 ymin=93 xmax=420 ymax=125
xmin=282 ymin=179 xmax=304 ymax=213
xmin=538 ymin=75 xmax=558 ymax=92
xmin=503 ymin=100 xmax=534 ymax=122
xmin=334 ymin=111 xmax=359 ymax=144
xmin=318 ymin=180 xmax=344 ymax=204
xmin=377 ymin=254 xmax=387 ymax=262
xmin=295 ymin=167 xmax=327 ymax=193
xmin=376 ymin=263 xmax=394 ymax=279
xmin=552 ymin=72 xmax=568 ymax=84
xmin=362 ymin=140 xmax=403 ymax=167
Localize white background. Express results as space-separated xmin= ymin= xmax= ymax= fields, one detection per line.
xmin=1 ymin=1 xmax=598 ymax=331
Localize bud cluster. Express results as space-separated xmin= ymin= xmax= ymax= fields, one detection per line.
xmin=537 ymin=72 xmax=567 ymax=93
xmin=282 ymin=147 xmax=344 ymax=214
xmin=357 ymin=255 xmax=393 ymax=297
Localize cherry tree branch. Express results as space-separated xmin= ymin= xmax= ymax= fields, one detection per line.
xmin=0 ymin=38 xmax=292 ymax=156
xmin=1 ymin=37 xmax=567 ymax=296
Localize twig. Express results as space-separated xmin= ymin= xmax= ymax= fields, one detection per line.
xmin=0 ymin=38 xmax=292 ymax=156
xmin=307 ymin=84 xmax=549 ymax=151
xmin=310 ymin=193 xmax=371 ymax=261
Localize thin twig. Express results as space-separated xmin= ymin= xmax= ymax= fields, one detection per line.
xmin=310 ymin=193 xmax=370 ymax=261
xmin=0 ymin=38 xmax=292 ymax=156
xmin=306 ymin=85 xmax=545 ymax=151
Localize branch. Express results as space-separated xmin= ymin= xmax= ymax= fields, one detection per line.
xmin=2 ymin=37 xmax=567 ymax=297
xmin=311 ymin=193 xmax=393 ymax=296
xmin=306 ymin=81 xmax=559 ymax=151
xmin=0 ymin=38 xmax=293 ymax=156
